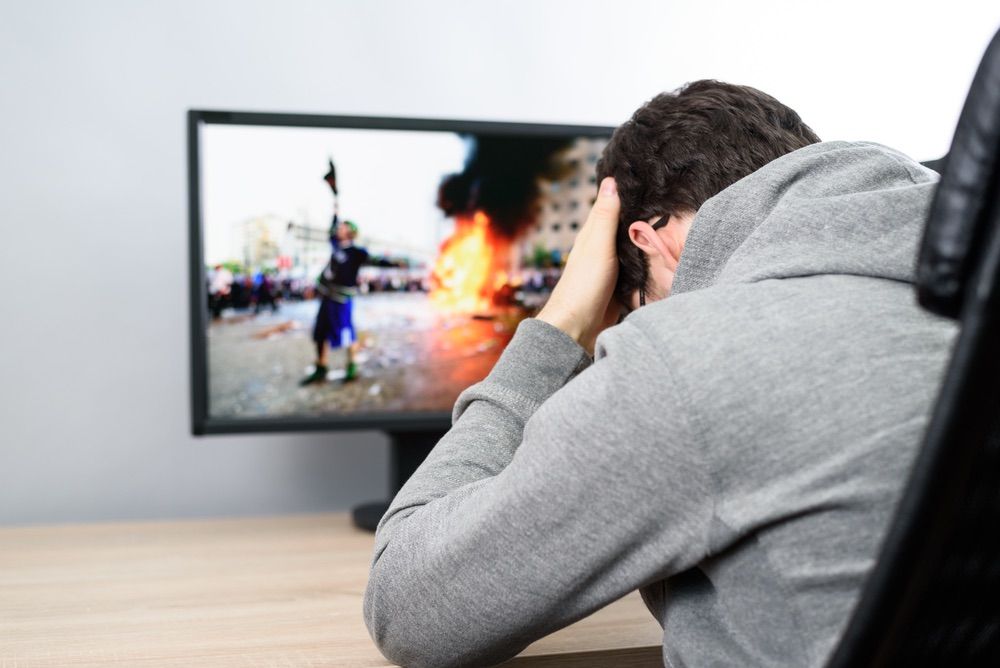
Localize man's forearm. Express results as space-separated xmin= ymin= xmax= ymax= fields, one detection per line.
xmin=373 ymin=317 xmax=592 ymax=542
xmin=363 ymin=315 xmax=711 ymax=668
xmin=365 ymin=317 xmax=591 ymax=666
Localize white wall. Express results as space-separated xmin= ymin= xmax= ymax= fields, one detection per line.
xmin=2 ymin=0 xmax=998 ymax=525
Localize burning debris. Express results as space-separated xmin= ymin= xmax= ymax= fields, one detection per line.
xmin=432 ymin=135 xmax=573 ymax=313
xmin=429 ymin=211 xmax=511 ymax=313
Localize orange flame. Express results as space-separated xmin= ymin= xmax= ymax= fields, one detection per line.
xmin=430 ymin=211 xmax=511 ymax=313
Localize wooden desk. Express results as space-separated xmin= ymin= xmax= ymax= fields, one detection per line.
xmin=0 ymin=513 xmax=663 ymax=667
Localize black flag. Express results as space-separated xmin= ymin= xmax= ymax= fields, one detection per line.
xmin=323 ymin=158 xmax=338 ymax=195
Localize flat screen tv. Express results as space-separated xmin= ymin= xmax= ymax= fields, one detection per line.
xmin=188 ymin=110 xmax=612 ymax=435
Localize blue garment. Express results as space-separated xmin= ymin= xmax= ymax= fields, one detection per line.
xmin=312 ymin=296 xmax=354 ymax=348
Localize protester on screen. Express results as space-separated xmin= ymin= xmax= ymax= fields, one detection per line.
xmin=301 ymin=217 xmax=369 ymax=385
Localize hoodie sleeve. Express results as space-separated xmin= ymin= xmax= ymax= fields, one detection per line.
xmin=363 ymin=317 xmax=714 ymax=668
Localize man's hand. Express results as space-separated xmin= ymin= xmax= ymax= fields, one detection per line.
xmin=537 ymin=177 xmax=623 ymax=355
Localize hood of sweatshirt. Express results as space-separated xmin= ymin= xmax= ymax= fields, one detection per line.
xmin=672 ymin=141 xmax=940 ymax=297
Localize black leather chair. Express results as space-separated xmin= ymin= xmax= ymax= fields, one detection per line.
xmin=826 ymin=27 xmax=1000 ymax=667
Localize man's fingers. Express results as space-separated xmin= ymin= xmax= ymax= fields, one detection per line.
xmin=538 ymin=178 xmax=621 ymax=352
xmin=585 ymin=177 xmax=620 ymax=228
xmin=593 ymin=177 xmax=619 ymax=214
xmin=578 ymin=177 xmax=620 ymax=247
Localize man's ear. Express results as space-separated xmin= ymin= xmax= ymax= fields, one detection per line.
xmin=628 ymin=221 xmax=671 ymax=259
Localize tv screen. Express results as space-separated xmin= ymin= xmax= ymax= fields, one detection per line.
xmin=189 ymin=111 xmax=612 ymax=434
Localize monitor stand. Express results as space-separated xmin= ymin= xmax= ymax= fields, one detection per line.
xmin=351 ymin=429 xmax=445 ymax=531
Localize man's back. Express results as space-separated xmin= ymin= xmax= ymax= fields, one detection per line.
xmin=623 ymin=141 xmax=955 ymax=664
xmin=364 ymin=141 xmax=957 ymax=668
xmin=613 ymin=141 xmax=953 ymax=664
xmin=630 ymin=277 xmax=950 ymax=664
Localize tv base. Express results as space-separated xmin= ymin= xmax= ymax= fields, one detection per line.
xmin=351 ymin=429 xmax=443 ymax=532
xmin=351 ymin=501 xmax=390 ymax=531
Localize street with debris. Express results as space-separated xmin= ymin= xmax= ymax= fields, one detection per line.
xmin=207 ymin=293 xmax=521 ymax=418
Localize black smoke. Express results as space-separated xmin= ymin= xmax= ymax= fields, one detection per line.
xmin=437 ymin=135 xmax=573 ymax=237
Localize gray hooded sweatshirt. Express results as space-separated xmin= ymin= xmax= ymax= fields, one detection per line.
xmin=363 ymin=141 xmax=957 ymax=667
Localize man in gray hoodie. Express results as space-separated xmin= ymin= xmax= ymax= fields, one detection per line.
xmin=363 ymin=81 xmax=957 ymax=667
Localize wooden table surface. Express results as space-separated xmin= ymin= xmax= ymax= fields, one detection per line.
xmin=0 ymin=513 xmax=663 ymax=667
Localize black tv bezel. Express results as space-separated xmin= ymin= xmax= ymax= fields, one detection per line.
xmin=188 ymin=109 xmax=613 ymax=435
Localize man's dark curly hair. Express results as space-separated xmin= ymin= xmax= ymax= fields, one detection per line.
xmin=596 ymin=79 xmax=820 ymax=304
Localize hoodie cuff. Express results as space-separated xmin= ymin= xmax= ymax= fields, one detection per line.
xmin=481 ymin=317 xmax=593 ymax=406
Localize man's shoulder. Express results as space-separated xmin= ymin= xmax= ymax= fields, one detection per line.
xmin=609 ymin=273 xmax=955 ymax=489
xmin=617 ymin=275 xmax=950 ymax=373
xmin=615 ymin=276 xmax=954 ymax=430
xmin=617 ymin=280 xmax=791 ymax=347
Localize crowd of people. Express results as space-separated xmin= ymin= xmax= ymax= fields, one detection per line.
xmin=207 ymin=266 xmax=303 ymax=318
xmin=206 ymin=264 xmax=564 ymax=320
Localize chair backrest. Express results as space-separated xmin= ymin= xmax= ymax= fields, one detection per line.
xmin=827 ymin=27 xmax=1000 ymax=667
